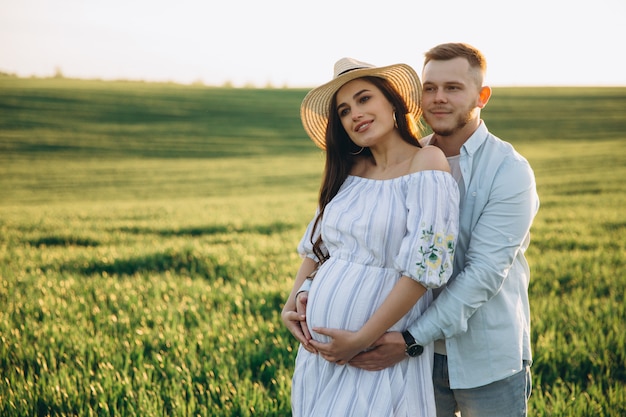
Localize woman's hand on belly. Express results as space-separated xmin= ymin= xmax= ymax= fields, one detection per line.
xmin=309 ymin=327 xmax=368 ymax=365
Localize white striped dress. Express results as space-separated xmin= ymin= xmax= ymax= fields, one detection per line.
xmin=292 ymin=170 xmax=459 ymax=417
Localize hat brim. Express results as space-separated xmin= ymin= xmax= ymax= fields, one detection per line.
xmin=300 ymin=63 xmax=422 ymax=150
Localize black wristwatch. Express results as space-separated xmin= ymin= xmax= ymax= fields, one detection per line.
xmin=402 ymin=330 xmax=424 ymax=357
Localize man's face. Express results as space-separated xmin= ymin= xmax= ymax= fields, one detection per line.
xmin=421 ymin=57 xmax=483 ymax=138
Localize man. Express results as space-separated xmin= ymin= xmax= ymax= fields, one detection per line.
xmin=285 ymin=43 xmax=539 ymax=416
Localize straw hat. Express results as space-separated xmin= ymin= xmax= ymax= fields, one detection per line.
xmin=300 ymin=57 xmax=422 ymax=150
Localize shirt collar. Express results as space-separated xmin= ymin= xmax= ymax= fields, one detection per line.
xmin=461 ymin=120 xmax=488 ymax=156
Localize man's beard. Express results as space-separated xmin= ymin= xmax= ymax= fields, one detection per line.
xmin=432 ymin=113 xmax=472 ymax=137
xmin=430 ymin=107 xmax=475 ymax=137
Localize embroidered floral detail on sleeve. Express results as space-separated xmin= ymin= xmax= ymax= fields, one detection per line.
xmin=415 ymin=225 xmax=456 ymax=285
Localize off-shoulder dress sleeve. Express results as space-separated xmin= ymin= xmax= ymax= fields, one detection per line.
xmin=297 ymin=209 xmax=328 ymax=262
xmin=394 ymin=171 xmax=460 ymax=288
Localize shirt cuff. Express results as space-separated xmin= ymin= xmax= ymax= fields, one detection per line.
xmin=409 ymin=315 xmax=444 ymax=347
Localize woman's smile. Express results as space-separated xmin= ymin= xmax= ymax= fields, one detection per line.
xmin=355 ymin=121 xmax=372 ymax=132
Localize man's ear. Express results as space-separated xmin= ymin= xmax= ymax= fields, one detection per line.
xmin=477 ymin=86 xmax=492 ymax=109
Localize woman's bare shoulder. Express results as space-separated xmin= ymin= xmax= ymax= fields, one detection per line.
xmin=410 ymin=145 xmax=450 ymax=173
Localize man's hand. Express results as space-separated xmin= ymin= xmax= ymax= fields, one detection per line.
xmin=281 ymin=291 xmax=317 ymax=353
xmin=348 ymin=332 xmax=406 ymax=371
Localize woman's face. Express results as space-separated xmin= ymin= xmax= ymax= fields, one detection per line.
xmin=335 ymin=78 xmax=396 ymax=149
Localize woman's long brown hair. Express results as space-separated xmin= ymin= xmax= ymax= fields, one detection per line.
xmin=310 ymin=76 xmax=424 ymax=262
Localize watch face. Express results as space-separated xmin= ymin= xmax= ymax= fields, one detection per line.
xmin=407 ymin=344 xmax=424 ymax=357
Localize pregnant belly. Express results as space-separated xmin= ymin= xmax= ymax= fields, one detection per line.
xmin=306 ymin=260 xmax=406 ymax=343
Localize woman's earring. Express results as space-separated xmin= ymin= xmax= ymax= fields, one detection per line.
xmin=393 ymin=112 xmax=398 ymax=129
xmin=350 ymin=147 xmax=365 ymax=155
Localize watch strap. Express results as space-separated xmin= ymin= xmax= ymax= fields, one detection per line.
xmin=402 ymin=330 xmax=416 ymax=346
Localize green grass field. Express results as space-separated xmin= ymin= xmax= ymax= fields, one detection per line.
xmin=1 ymin=75 xmax=625 ymax=416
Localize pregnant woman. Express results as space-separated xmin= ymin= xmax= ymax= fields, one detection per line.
xmin=282 ymin=57 xmax=459 ymax=417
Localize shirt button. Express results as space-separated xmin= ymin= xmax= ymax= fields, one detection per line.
xmin=472 ymin=192 xmax=477 ymax=197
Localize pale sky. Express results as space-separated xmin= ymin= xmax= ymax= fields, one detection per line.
xmin=1 ymin=0 xmax=625 ymax=87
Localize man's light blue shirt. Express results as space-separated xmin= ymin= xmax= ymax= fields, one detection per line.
xmin=411 ymin=122 xmax=540 ymax=389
